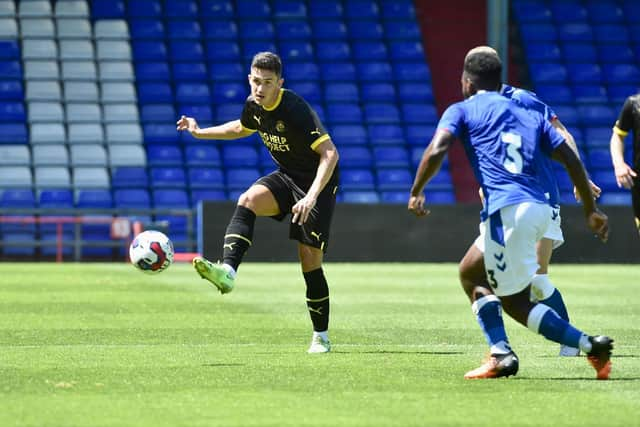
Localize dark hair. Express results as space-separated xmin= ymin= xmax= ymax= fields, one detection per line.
xmin=251 ymin=52 xmax=282 ymax=77
xmin=463 ymin=50 xmax=502 ymax=90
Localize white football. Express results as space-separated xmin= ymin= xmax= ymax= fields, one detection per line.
xmin=129 ymin=230 xmax=174 ymax=274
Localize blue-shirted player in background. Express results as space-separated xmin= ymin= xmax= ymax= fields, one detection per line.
xmin=458 ymin=47 xmax=602 ymax=359
xmin=408 ymin=47 xmax=613 ymax=379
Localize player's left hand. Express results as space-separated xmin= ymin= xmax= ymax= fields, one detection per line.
xmin=292 ymin=195 xmax=317 ymax=225
xmin=587 ymin=209 xmax=609 ymax=243
xmin=574 ymin=179 xmax=602 ymax=202
xmin=408 ymin=194 xmax=430 ymax=217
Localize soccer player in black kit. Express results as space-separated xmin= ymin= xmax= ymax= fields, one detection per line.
xmin=610 ymin=93 xmax=640 ymax=235
xmin=176 ymin=52 xmax=339 ymax=353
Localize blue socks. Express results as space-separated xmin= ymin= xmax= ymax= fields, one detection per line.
xmin=531 ymin=274 xmax=570 ymax=321
xmin=472 ymin=295 xmax=512 ymax=355
xmin=527 ymin=304 xmax=585 ymax=349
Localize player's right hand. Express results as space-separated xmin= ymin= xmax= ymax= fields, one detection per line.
xmin=613 ymin=162 xmax=637 ymax=189
xmin=176 ymin=115 xmax=198 ymax=133
xmin=408 ymin=194 xmax=430 ymax=217
xmin=587 ymin=209 xmax=609 ymax=243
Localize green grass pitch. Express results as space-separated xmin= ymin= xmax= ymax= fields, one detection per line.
xmin=0 ymin=262 xmax=638 ymax=427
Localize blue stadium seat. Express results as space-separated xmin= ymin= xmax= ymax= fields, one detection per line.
xmin=526 ymin=42 xmax=562 ymax=61
xmin=325 ymin=83 xmax=359 ymax=103
xmin=398 ymin=83 xmax=435 ymax=103
xmin=226 ymin=168 xmax=261 ymax=190
xmin=242 ymin=41 xmax=277 ymax=61
xmin=321 ymin=62 xmax=356 ymax=81
xmin=39 ymin=189 xmax=73 ymax=207
xmin=583 ymin=127 xmax=613 ymax=147
xmin=402 ymin=103 xmax=439 ymax=124
xmin=147 ymin=145 xmax=183 ymax=166
xmin=368 ymin=124 xmax=404 ymax=145
xmin=586 ymin=148 xmax=612 ymax=170
xmin=178 ymin=104 xmax=213 ymax=123
xmin=308 ymin=0 xmax=342 ymax=18
xmin=361 ymin=83 xmax=396 ymax=102
xmin=587 ymin=1 xmax=624 ymax=24
xmin=534 ymin=85 xmax=573 ymax=104
xmin=141 ymin=104 xmax=176 ymax=123
xmin=364 ymin=103 xmax=400 ymax=124
xmin=519 ymin=23 xmax=557 ymax=42
xmin=326 ymin=103 xmax=362 ymax=124
xmin=0 ymin=41 xmax=19 ymax=59
xmin=316 ymin=42 xmax=349 ymax=61
xmin=200 ymin=0 xmax=234 ymax=19
xmin=152 ymin=188 xmax=190 ymax=245
xmin=135 ymin=62 xmax=170 ymax=81
xmin=373 ymin=146 xmax=409 ymax=168
xmin=172 ymin=61 xmax=207 ymax=81
xmin=287 ymin=82 xmax=321 ymax=102
xmin=175 ymin=83 xmax=210 ymax=104
xmin=348 ymin=21 xmax=384 ymax=40
xmin=215 ymin=103 xmax=244 ymax=122
xmin=340 ymin=146 xmax=373 ymax=168
xmin=0 ymin=102 xmax=25 ymax=122
xmin=389 ymin=41 xmax=425 ymax=61
xmin=358 ymin=62 xmax=393 ymax=81
xmin=0 ymin=61 xmax=22 ymax=79
xmin=594 ymin=24 xmax=629 ymax=43
xmin=393 ymin=62 xmax=430 ymax=81
xmin=76 ymin=189 xmax=113 ymax=208
xmin=191 ymin=190 xmax=227 ymax=206
xmin=143 ymin=124 xmax=180 ymax=145
xmin=342 ymin=191 xmax=380 ymax=203
xmin=622 ymin=1 xmax=640 ymax=22
xmin=529 ymin=62 xmax=568 ymax=83
xmin=111 ymin=167 xmax=148 ymax=189
xmin=169 ymin=41 xmax=204 ymax=61
xmin=188 ymin=167 xmax=224 ymax=189
xmin=383 ymin=21 xmax=421 ymax=40
xmin=608 ymin=84 xmax=637 ymax=103
xmin=276 ymin=21 xmax=311 ymax=40
xmin=91 ymin=0 xmax=125 ymax=19
xmin=132 ymin=41 xmax=167 ymax=61
xmin=130 ymin=20 xmax=164 ymax=39
xmin=0 ymin=81 xmax=23 ymax=100
xmin=205 ymin=41 xmax=241 ymax=61
xmin=380 ymin=191 xmax=407 ymax=204
xmin=168 ymin=21 xmax=201 ymax=39
xmin=558 ymin=23 xmax=593 ymax=42
xmin=352 ymin=41 xmax=388 ymax=61
xmin=286 ymin=62 xmax=319 ymax=81
xmin=599 ymin=192 xmax=631 ymax=206
xmin=428 ymin=190 xmax=456 ymax=204
xmin=328 ymin=125 xmax=368 ymax=145
xmin=377 ymin=168 xmax=412 ymax=191
xmin=127 ymin=0 xmax=161 ymax=17
xmin=239 ymin=21 xmax=274 ymax=40
xmin=114 ymin=188 xmax=151 ymax=208
xmin=512 ymin=1 xmax=551 ymax=23
xmin=165 ymin=0 xmax=198 ymax=18
xmin=203 ymin=21 xmax=238 ymax=40
xmin=406 ymin=125 xmax=436 ymax=147
xmin=429 ymin=170 xmax=453 ymax=190
xmin=222 ymin=145 xmax=258 ymax=167
xmin=273 ymin=0 xmax=306 ymax=19
xmin=561 ymin=42 xmax=597 ymax=62
xmin=150 ymin=167 xmax=187 ymax=188
xmin=550 ymin=3 xmax=587 ymax=22
xmin=590 ymin=170 xmax=619 ymax=192
xmin=312 ymin=21 xmax=347 ymax=40
xmin=344 ymin=1 xmax=379 ymax=19
xmin=185 ymin=145 xmax=221 ymax=167
xmin=598 ymin=45 xmax=634 ymax=63
xmin=211 ymin=82 xmax=246 ymax=103
xmin=380 ymin=0 xmax=415 ymax=20
xmin=567 ymin=63 xmax=602 ymax=83
xmin=236 ymin=0 xmax=270 ymax=19
xmin=578 ymin=105 xmax=616 ymax=126
xmin=209 ymin=62 xmax=244 ymax=81
xmin=340 ymin=169 xmax=375 ymax=190
xmin=602 ymin=64 xmax=640 ymax=84
xmin=0 ymin=124 xmax=28 ymax=144
xmin=572 ymin=85 xmax=608 ymax=103
xmin=552 ymin=105 xmax=579 ymax=126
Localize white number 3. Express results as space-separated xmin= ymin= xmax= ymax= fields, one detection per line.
xmin=501 ymin=132 xmax=523 ymax=174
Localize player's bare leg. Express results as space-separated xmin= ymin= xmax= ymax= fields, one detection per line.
xmin=299 ymin=243 xmax=331 ymax=353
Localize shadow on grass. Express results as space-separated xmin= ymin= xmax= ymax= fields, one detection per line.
xmin=202 ymin=363 xmax=246 ymax=367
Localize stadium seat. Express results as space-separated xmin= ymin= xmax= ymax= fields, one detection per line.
xmin=26 ymin=81 xmax=62 ymax=102
xmin=577 ymin=105 xmax=616 ymax=126
xmin=130 ymin=19 xmax=164 ymax=39
xmin=567 ymin=63 xmax=602 ymax=84
xmin=150 ymin=167 xmax=187 ymax=188
xmin=528 ymin=62 xmax=568 ymax=84
xmin=105 ymin=123 xmax=143 ymax=144
xmin=75 ymin=189 xmax=113 ymax=208
xmin=99 ymin=61 xmax=135 ymax=81
xmin=24 ymin=61 xmax=59 ymax=81
xmin=326 ymin=104 xmax=362 ymax=124
xmin=108 ymin=145 xmax=146 ymax=167
xmin=358 ymin=62 xmax=393 ymax=81
xmin=91 ymin=0 xmax=125 ymax=19
xmin=519 ymin=23 xmax=557 ymax=42
xmin=286 ymin=62 xmax=320 ymax=81
xmin=368 ymin=124 xmax=404 ymax=145
xmin=341 ymin=191 xmax=380 ymax=203
xmin=312 ymin=20 xmax=347 ymax=40
xmin=31 ymin=123 xmax=66 ymax=144
xmin=111 ymin=167 xmax=148 ymax=189
xmin=398 ymin=83 xmax=433 ymax=103
xmin=561 ymin=42 xmax=597 ymax=62
xmin=380 ymin=191 xmax=408 ymax=204
xmin=137 ymin=83 xmax=173 ymax=103
xmin=321 ymin=62 xmax=356 ymax=81
xmin=222 ymin=145 xmax=259 ymax=167
xmin=177 ymin=104 xmax=213 ymax=123
xmin=0 ymin=167 xmax=31 ymax=187
xmin=39 ymin=189 xmax=73 ymax=207
xmin=175 ymin=83 xmax=210 ymax=104
xmin=340 ymin=169 xmax=375 ymax=191
xmin=205 ymin=41 xmax=241 ymax=61
xmin=35 ymin=167 xmax=72 ymax=188
xmin=188 ymin=167 xmax=224 ymax=189
xmin=316 ymin=42 xmax=350 ymax=61
xmin=550 ymin=2 xmax=588 ymax=22
xmin=364 ymin=103 xmax=401 ymax=124
xmin=0 ymin=102 xmax=25 ymax=122
xmin=114 ymin=188 xmax=150 ymax=208
xmin=383 ymin=21 xmax=421 ymax=40
xmin=0 ymin=18 xmax=18 ymax=39
xmin=212 ymin=82 xmax=246 ymax=103
xmin=202 ymin=21 xmax=237 ymax=40
xmin=226 ymin=168 xmax=261 ymax=190
xmin=103 ymin=104 xmax=138 ymax=124
xmin=28 ymin=101 xmax=63 ymax=123
xmin=209 ymin=62 xmax=244 ymax=81
xmin=0 ymin=145 xmax=30 ymax=166
xmin=572 ymin=85 xmax=608 ymax=104
xmin=0 ymin=81 xmax=23 ymax=100
xmin=0 ymin=124 xmax=28 ymax=145
xmin=393 ymin=62 xmax=431 ymax=81
xmin=325 ymin=83 xmax=359 ymax=103
xmin=525 ymin=42 xmax=562 ymax=61
xmin=339 ymin=146 xmax=373 ymax=168
xmin=309 ymin=0 xmax=342 ymax=18
xmin=361 ymin=83 xmax=396 ymax=102
xmin=389 ymin=41 xmax=425 ymax=61
xmin=72 ymin=167 xmax=109 ymax=188
xmin=377 ymin=168 xmax=412 ymax=191
xmin=280 ymin=41 xmax=314 ymax=61
xmin=345 ymin=1 xmax=379 ymax=19
xmin=132 ymin=41 xmax=167 ymax=61
xmin=352 ymin=41 xmax=388 ymax=61
xmin=602 ymin=64 xmax=640 ymax=84
xmin=168 ymin=21 xmax=201 ymax=40
xmin=328 ymin=125 xmax=368 ymax=145
xmin=70 ymin=145 xmax=108 ymax=167
xmin=373 ymin=146 xmax=410 ymax=168
xmin=236 ymin=0 xmax=270 ymax=19
xmin=101 ymin=82 xmax=137 ymax=104
xmin=147 ymin=145 xmax=183 ymax=166
xmin=32 ymin=145 xmax=68 ymax=166
xmin=143 ymin=124 xmax=179 ymax=145
xmin=405 ymin=125 xmax=436 ymax=147
xmin=428 ymin=190 xmax=457 ymax=204
xmin=402 ymin=104 xmax=439 ymax=124
xmin=534 ymin=85 xmax=573 ymax=105
xmin=191 ymin=190 xmax=227 ymax=206
xmin=276 ymin=21 xmax=311 ymax=40
xmin=599 ymin=192 xmax=631 ymax=206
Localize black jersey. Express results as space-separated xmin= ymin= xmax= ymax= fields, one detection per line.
xmin=614 ymin=94 xmax=640 ymax=169
xmin=240 ymin=88 xmax=338 ymax=188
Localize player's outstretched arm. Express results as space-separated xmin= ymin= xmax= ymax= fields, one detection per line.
xmin=408 ymin=129 xmax=454 ymax=217
xmin=554 ymin=143 xmax=609 ymax=242
xmin=609 ymin=130 xmax=637 ymax=189
xmin=176 ymin=116 xmax=254 ymax=140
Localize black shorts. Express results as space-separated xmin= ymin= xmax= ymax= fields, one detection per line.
xmin=632 ymin=178 xmax=640 ymax=227
xmin=255 ymin=170 xmax=337 ymax=252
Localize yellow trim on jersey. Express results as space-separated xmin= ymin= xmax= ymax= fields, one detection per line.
xmin=310 ymin=134 xmax=330 ymax=150
xmin=306 ymin=295 xmax=330 ymax=303
xmin=241 ymin=123 xmax=257 ymax=133
xmin=263 ymin=89 xmax=284 ymax=111
xmin=224 ymin=234 xmax=252 ymax=246
xmin=613 ymin=125 xmax=629 ymax=137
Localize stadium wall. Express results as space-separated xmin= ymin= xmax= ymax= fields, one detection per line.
xmin=199 ymin=203 xmax=639 ymax=263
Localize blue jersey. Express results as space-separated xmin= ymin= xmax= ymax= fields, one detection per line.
xmin=438 ymin=91 xmax=565 ymax=219
xmin=501 ymin=84 xmax=561 ymax=207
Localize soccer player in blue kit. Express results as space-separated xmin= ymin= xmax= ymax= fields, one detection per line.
xmin=458 ymin=47 xmax=602 ymax=359
xmin=408 ymin=47 xmax=614 ymax=379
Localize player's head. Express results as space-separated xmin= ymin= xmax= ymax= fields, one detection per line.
xmin=461 ymin=46 xmax=502 ymax=98
xmin=249 ymin=52 xmax=284 ymax=108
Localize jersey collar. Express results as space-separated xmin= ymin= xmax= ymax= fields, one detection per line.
xmin=263 ymin=89 xmax=284 ymax=111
